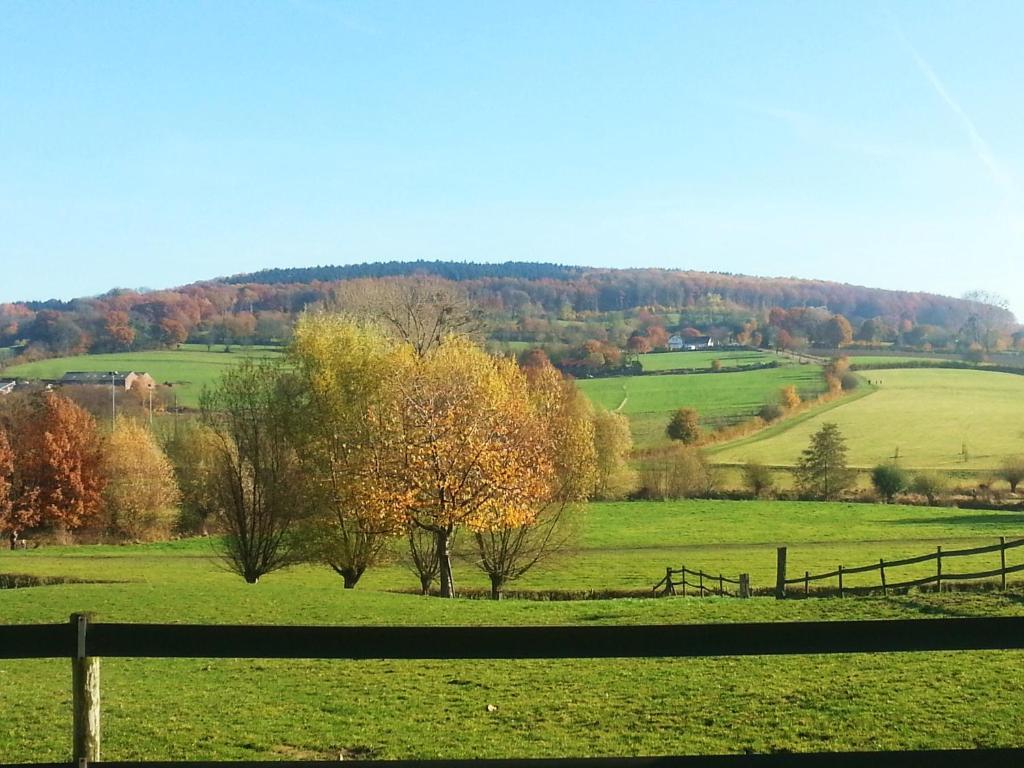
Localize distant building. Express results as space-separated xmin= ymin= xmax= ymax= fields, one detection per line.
xmin=60 ymin=371 xmax=156 ymax=391
xmin=668 ymin=335 xmax=714 ymax=351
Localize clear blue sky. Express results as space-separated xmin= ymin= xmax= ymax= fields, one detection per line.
xmin=2 ymin=1 xmax=1022 ymax=319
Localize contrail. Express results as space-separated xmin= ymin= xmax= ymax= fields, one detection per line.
xmin=887 ymin=11 xmax=1014 ymax=198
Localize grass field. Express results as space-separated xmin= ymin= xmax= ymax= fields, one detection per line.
xmin=639 ymin=349 xmax=782 ymax=372
xmin=845 ymin=355 xmax=961 ymax=366
xmin=4 ymin=499 xmax=1024 ymax=760
xmin=577 ymin=365 xmax=827 ymax=448
xmin=712 ymin=368 xmax=1024 ymax=470
xmin=4 ymin=347 xmax=282 ymax=408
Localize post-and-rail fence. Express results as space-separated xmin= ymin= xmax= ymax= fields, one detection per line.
xmin=3 ymin=614 xmax=1024 ymax=767
xmin=776 ymin=536 xmax=1024 ymax=598
xmin=653 ymin=567 xmax=750 ymax=598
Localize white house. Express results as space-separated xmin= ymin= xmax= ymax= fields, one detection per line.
xmin=669 ymin=335 xmax=715 ymax=351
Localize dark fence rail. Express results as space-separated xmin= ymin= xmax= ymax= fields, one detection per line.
xmin=653 ymin=566 xmax=749 ymax=598
xmin=777 ymin=537 xmax=1024 ymax=598
xmin=4 ymin=616 xmax=1024 ymax=766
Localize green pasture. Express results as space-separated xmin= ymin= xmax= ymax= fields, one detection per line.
xmin=639 ymin=349 xmax=782 ymax=372
xmin=845 ymin=355 xmax=960 ymax=366
xmin=712 ymin=368 xmax=1024 ymax=470
xmin=4 ymin=347 xmax=282 ymax=408
xmin=4 ymin=499 xmax=1024 ymax=760
xmin=577 ymin=365 xmax=827 ymax=448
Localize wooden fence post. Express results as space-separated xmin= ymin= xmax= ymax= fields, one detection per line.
xmin=936 ymin=546 xmax=942 ymax=592
xmin=665 ymin=567 xmax=674 ymax=596
xmin=739 ymin=574 xmax=750 ymax=598
xmin=838 ymin=565 xmax=844 ymax=598
xmin=719 ymin=574 xmax=724 ymax=596
xmin=804 ymin=571 xmax=809 ymax=597
xmin=680 ymin=565 xmax=686 ymax=597
xmin=1001 ymin=537 xmax=1007 ymax=591
xmin=71 ymin=612 xmax=100 ymax=764
xmin=775 ymin=547 xmax=787 ymax=599
xmin=880 ymin=559 xmax=887 ymax=596
xmin=698 ymin=571 xmax=704 ymax=597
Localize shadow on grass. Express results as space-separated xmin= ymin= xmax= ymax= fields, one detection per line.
xmin=885 ymin=513 xmax=1024 ymax=528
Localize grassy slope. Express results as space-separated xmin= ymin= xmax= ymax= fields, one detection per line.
xmin=577 ymin=365 xmax=826 ymax=448
xmin=4 ymin=347 xmax=281 ymax=408
xmin=712 ymin=368 xmax=1024 ymax=470
xmin=639 ymin=349 xmax=782 ymax=372
xmin=4 ymin=500 xmax=1024 ymax=760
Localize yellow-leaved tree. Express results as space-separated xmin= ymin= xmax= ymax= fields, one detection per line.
xmin=290 ymin=313 xmax=410 ymax=588
xmin=393 ymin=338 xmax=561 ymax=598
xmin=103 ymin=417 xmax=180 ymax=541
xmin=468 ymin=358 xmax=598 ymax=598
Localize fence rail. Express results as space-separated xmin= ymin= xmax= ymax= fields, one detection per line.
xmin=4 ymin=615 xmax=1024 ymax=766
xmin=653 ymin=566 xmax=750 ymax=597
xmin=777 ymin=536 xmax=1024 ymax=598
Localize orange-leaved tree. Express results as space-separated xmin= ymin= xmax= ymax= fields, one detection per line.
xmin=394 ymin=338 xmax=557 ymax=598
xmin=469 ymin=358 xmax=598 ymax=598
xmin=0 ymin=428 xmax=13 ymax=533
xmin=7 ymin=392 xmax=106 ymax=533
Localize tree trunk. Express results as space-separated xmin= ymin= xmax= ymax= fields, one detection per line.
xmin=436 ymin=529 xmax=455 ymax=598
xmin=342 ymin=569 xmax=361 ymax=589
xmin=489 ymin=573 xmax=504 ymax=600
xmin=419 ymin=575 xmax=432 ymax=595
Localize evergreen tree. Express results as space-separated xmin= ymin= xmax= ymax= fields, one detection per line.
xmin=792 ymin=423 xmax=854 ymax=500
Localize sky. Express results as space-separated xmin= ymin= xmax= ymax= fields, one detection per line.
xmin=1 ymin=1 xmax=1022 ymax=319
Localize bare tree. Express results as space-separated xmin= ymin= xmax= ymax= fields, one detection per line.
xmin=961 ymin=291 xmax=1013 ymax=353
xmin=469 ymin=506 xmax=581 ymax=599
xmin=333 ymin=277 xmax=483 ymax=356
xmin=200 ymin=361 xmax=309 ymax=583
xmin=403 ymin=524 xmax=443 ymax=595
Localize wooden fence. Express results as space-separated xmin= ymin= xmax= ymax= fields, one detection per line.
xmin=653 ymin=566 xmax=750 ymax=597
xmin=775 ymin=536 xmax=1024 ymax=598
xmin=4 ymin=614 xmax=1024 ymax=766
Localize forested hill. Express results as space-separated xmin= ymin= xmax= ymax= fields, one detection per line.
xmin=1 ymin=261 xmax=1018 ymax=362
xmin=222 ymin=261 xmax=1002 ymax=330
xmin=223 ymin=261 xmax=586 ymax=285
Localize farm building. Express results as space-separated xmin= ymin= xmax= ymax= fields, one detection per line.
xmin=60 ymin=371 xmax=157 ymax=391
xmin=668 ymin=335 xmax=715 ymax=351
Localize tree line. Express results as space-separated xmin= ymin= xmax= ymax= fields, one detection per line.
xmin=0 ymin=393 xmax=179 ymax=542
xmin=3 ymin=263 xmax=1017 ymax=363
xmin=193 ymin=313 xmax=634 ymax=597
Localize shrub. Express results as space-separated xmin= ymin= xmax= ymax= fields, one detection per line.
xmin=870 ymin=463 xmax=909 ymax=503
xmin=666 ymin=408 xmax=702 ymax=444
xmin=998 ymin=456 xmax=1024 ymax=493
xmin=780 ymin=385 xmax=801 ymax=409
xmin=636 ymin=446 xmax=716 ymax=499
xmin=840 ymin=372 xmax=860 ymax=391
xmin=741 ymin=461 xmax=775 ymax=499
xmin=910 ymin=471 xmax=948 ymax=506
xmin=758 ymin=402 xmax=784 ymax=422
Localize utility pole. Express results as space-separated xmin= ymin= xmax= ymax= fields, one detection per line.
xmin=110 ymin=372 xmax=116 ymax=428
xmin=148 ymin=386 xmax=153 ymax=428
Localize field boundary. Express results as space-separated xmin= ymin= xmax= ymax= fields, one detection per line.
xmin=704 ymin=377 xmax=877 ymax=458
xmin=776 ymin=536 xmax=1024 ymax=598
xmin=653 ymin=566 xmax=749 ymax=597
xmin=4 ymin=614 xmax=1024 ymax=765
